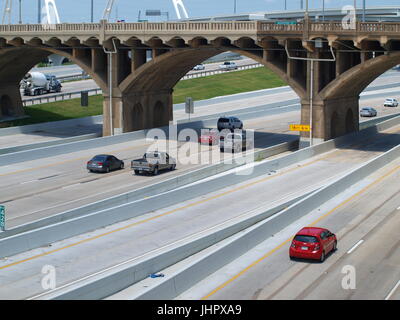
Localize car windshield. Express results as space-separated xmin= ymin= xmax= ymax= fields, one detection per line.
xmin=92 ymin=155 xmax=107 ymax=162
xmin=294 ymin=235 xmax=318 ymax=243
xmin=219 ymin=118 xmax=229 ymax=123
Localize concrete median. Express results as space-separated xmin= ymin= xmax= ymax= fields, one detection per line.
xmin=0 ymin=132 xmax=101 ymax=156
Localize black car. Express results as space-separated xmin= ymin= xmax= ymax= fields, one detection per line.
xmin=87 ymin=154 xmax=124 ymax=173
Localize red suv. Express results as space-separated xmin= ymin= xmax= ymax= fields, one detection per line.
xmin=289 ymin=227 xmax=337 ymax=262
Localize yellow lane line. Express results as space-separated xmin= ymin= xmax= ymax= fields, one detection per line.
xmin=0 ymin=151 xmax=333 ymax=271
xmin=201 ymin=163 xmax=400 ymax=300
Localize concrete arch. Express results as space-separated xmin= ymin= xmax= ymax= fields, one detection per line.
xmin=119 ymin=46 xmax=306 ymax=99
xmin=319 ymin=51 xmax=400 ymax=101
xmin=0 ymin=45 xmax=108 ymax=120
xmin=0 ymin=46 xmax=107 ymax=92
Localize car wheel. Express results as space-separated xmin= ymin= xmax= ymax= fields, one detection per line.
xmin=105 ymin=167 xmax=110 ymax=173
xmin=332 ymin=241 xmax=337 ymax=252
xmin=120 ymin=162 xmax=124 ymax=170
xmin=319 ymin=251 xmax=326 ymax=263
xmin=220 ymin=148 xmax=224 ymax=152
xmin=170 ymin=164 xmax=176 ymax=171
xmin=153 ymin=167 xmax=159 ymax=175
xmin=134 ymin=170 xmax=140 ymax=175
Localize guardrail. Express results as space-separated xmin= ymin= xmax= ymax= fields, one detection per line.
xmin=22 ymin=88 xmax=102 ymax=106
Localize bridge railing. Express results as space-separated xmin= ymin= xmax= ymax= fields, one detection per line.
xmin=309 ymin=21 xmax=400 ymax=33
xmin=104 ymin=21 xmax=259 ymax=32
xmin=0 ymin=23 xmax=102 ymax=33
xmin=1 ymin=21 xmax=400 ymax=36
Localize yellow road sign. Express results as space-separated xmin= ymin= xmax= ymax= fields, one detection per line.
xmin=290 ymin=124 xmax=311 ymax=132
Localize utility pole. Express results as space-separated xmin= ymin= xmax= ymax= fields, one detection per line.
xmin=91 ymin=0 xmax=94 ymax=23
xmin=19 ymin=0 xmax=22 ymax=24
xmin=38 ymin=0 xmax=41 ymax=23
xmin=234 ymin=0 xmax=237 ymax=14
xmin=363 ymin=0 xmax=366 ymax=22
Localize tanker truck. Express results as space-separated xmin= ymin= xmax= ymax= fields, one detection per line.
xmin=21 ymin=72 xmax=62 ymax=96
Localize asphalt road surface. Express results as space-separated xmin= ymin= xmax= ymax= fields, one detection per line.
xmin=0 ymin=122 xmax=399 ymax=300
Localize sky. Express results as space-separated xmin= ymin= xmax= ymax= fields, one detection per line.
xmin=1 ymin=0 xmax=399 ymax=24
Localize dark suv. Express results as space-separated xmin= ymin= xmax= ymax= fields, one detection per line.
xmin=217 ymin=116 xmax=243 ymax=131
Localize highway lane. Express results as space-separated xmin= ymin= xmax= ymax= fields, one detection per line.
xmin=1 ymin=85 xmax=400 ymax=227
xmin=0 ymin=122 xmax=399 ymax=300
xmin=0 ymin=112 xmax=299 ymax=227
xmin=180 ymin=153 xmax=400 ymax=300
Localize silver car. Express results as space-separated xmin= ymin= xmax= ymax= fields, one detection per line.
xmin=219 ymin=61 xmax=238 ymax=71
xmin=193 ymin=64 xmax=205 ymax=71
xmin=360 ymin=107 xmax=377 ymax=117
xmin=384 ymin=98 xmax=398 ymax=107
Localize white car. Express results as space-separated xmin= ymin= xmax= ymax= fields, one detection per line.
xmin=219 ymin=61 xmax=238 ymax=71
xmin=384 ymin=98 xmax=398 ymax=107
xmin=360 ymin=107 xmax=377 ymax=117
xmin=193 ymin=64 xmax=205 ymax=71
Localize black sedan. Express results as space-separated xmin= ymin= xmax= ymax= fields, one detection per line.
xmin=87 ymin=154 xmax=124 ymax=173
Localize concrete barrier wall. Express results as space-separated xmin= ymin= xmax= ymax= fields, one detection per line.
xmin=0 ymin=132 xmax=101 ymax=155
xmin=359 ymin=113 xmax=400 ymax=131
xmin=0 ymin=115 xmax=103 ymax=136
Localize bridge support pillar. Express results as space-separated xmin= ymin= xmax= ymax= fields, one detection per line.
xmin=102 ymin=89 xmax=173 ymax=136
xmin=0 ymin=84 xmax=24 ymax=119
xmin=300 ymin=95 xmax=359 ymax=145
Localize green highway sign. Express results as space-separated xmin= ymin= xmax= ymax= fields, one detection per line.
xmin=0 ymin=205 xmax=5 ymax=231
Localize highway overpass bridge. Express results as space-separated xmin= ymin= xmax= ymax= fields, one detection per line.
xmin=1 ymin=20 xmax=400 ymax=141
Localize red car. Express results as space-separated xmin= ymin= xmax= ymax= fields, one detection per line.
xmin=289 ymin=227 xmax=337 ymax=262
xmin=198 ymin=131 xmax=219 ymax=145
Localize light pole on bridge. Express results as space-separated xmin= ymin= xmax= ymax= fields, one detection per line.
xmin=91 ymin=0 xmax=94 ymax=23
